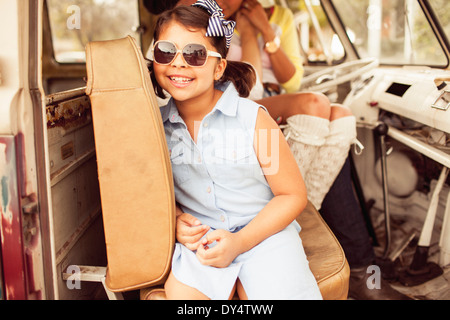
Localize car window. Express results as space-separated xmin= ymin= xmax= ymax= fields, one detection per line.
xmin=429 ymin=0 xmax=450 ymax=42
xmin=283 ymin=0 xmax=345 ymax=63
xmin=47 ymin=0 xmax=140 ymax=64
xmin=332 ymin=0 xmax=449 ymax=67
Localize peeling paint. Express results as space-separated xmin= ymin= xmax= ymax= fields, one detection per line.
xmin=1 ymin=176 xmax=7 ymax=214
xmin=0 ymin=136 xmax=27 ymax=300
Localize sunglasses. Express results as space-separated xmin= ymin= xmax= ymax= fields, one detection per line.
xmin=152 ymin=40 xmax=222 ymax=67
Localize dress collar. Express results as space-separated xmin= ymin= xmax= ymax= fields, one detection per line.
xmin=161 ymin=81 xmax=240 ymax=123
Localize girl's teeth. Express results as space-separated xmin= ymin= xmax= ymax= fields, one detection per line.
xmin=171 ymin=77 xmax=192 ymax=83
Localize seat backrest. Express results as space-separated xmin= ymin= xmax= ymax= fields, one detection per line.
xmin=85 ymin=36 xmax=175 ymax=292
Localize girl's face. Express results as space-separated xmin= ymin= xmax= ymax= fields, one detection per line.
xmin=153 ymin=20 xmax=226 ymax=104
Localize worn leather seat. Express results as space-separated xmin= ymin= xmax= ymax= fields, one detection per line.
xmin=141 ymin=201 xmax=350 ymax=300
xmin=297 ymin=202 xmax=350 ymax=300
xmin=86 ymin=36 xmax=349 ymax=300
xmin=86 ymin=36 xmax=176 ymax=292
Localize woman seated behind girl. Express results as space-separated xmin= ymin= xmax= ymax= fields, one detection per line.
xmin=149 ymin=0 xmax=322 ymax=300
xmin=172 ymin=0 xmax=358 ymax=213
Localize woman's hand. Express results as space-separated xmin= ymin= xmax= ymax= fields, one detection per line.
xmin=235 ymin=10 xmax=257 ymax=36
xmin=196 ymin=229 xmax=243 ymax=268
xmin=235 ymin=10 xmax=263 ymax=82
xmin=240 ymin=0 xmax=274 ymax=41
xmin=176 ymin=213 xmax=210 ymax=251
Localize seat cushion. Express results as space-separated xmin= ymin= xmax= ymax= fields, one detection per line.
xmin=141 ymin=201 xmax=349 ymax=300
xmin=86 ymin=36 xmax=176 ymax=292
xmin=297 ymin=201 xmax=350 ymax=300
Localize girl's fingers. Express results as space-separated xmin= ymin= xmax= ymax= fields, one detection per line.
xmin=196 ymin=242 xmax=220 ymax=266
xmin=183 ymin=224 xmax=209 ymax=237
xmin=179 ymin=225 xmax=210 ymax=248
xmin=178 ymin=212 xmax=201 ymax=227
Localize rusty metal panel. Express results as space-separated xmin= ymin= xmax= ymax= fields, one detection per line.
xmin=46 ymin=95 xmax=91 ymax=130
xmin=0 ymin=136 xmax=27 ymax=300
xmin=45 ymin=92 xmax=106 ymax=299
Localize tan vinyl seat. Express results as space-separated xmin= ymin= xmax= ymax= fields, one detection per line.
xmin=141 ymin=201 xmax=350 ymax=300
xmin=85 ymin=36 xmax=349 ymax=300
xmin=86 ymin=36 xmax=176 ymax=292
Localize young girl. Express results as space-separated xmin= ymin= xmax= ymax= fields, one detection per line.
xmin=149 ymin=0 xmax=322 ymax=300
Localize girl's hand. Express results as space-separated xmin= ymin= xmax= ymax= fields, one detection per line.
xmin=176 ymin=213 xmax=210 ymax=251
xmin=195 ymin=229 xmax=242 ymax=268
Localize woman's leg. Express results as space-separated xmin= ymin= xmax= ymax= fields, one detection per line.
xmin=304 ymin=104 xmax=357 ymax=209
xmin=256 ymin=91 xmax=331 ymax=123
xmin=257 ymin=92 xmax=331 ymax=178
xmin=257 ymin=93 xmax=358 ymax=210
xmin=330 ymin=103 xmax=353 ymax=120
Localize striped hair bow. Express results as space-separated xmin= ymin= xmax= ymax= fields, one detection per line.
xmin=192 ymin=0 xmax=236 ymax=48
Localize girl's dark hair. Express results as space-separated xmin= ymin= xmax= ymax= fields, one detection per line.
xmin=143 ymin=0 xmax=178 ymax=15
xmin=148 ymin=5 xmax=256 ymax=98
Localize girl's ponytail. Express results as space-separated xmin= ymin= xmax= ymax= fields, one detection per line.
xmin=219 ymin=61 xmax=256 ymax=98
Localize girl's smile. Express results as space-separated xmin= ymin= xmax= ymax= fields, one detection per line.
xmin=153 ymin=21 xmax=226 ymax=106
xmin=168 ymin=74 xmax=194 ymax=88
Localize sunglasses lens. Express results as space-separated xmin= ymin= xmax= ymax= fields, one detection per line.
xmin=154 ymin=41 xmax=177 ymax=64
xmin=183 ymin=44 xmax=207 ymax=67
xmin=153 ymin=42 xmax=211 ymax=67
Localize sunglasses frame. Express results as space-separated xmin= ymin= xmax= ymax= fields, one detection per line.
xmin=151 ymin=40 xmax=222 ymax=67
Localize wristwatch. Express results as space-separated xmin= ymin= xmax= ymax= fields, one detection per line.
xmin=264 ymin=35 xmax=280 ymax=54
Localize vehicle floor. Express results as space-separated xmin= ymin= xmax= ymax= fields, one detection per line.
xmin=370 ymin=207 xmax=450 ymax=300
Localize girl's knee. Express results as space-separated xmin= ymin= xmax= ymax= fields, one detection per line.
xmin=236 ymin=279 xmax=248 ymax=300
xmin=165 ymin=271 xmax=210 ymax=300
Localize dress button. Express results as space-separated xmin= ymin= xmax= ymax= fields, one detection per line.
xmin=220 ymin=215 xmax=225 ymax=222
xmin=203 ymin=122 xmax=208 ymax=128
xmin=207 ymin=187 xmax=212 ymax=194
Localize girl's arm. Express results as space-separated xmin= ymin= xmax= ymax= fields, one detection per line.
xmin=236 ymin=107 xmax=307 ymax=251
xmin=196 ymin=108 xmax=307 ymax=268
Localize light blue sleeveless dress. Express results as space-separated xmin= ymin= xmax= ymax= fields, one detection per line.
xmin=160 ymin=82 xmax=322 ymax=300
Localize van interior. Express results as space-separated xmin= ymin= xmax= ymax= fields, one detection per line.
xmin=1 ymin=0 xmax=449 ymax=300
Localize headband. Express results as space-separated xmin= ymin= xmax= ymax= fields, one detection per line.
xmin=192 ymin=0 xmax=236 ymax=49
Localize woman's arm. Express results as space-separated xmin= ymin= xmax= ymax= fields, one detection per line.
xmin=275 ymin=7 xmax=304 ymax=91
xmin=241 ymin=1 xmax=297 ymax=85
xmin=235 ymin=12 xmax=263 ymax=82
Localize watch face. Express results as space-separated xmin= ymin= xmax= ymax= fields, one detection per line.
xmin=266 ymin=43 xmax=276 ymax=53
xmin=266 ymin=42 xmax=278 ymax=53
xmin=265 ymin=36 xmax=280 ymax=53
